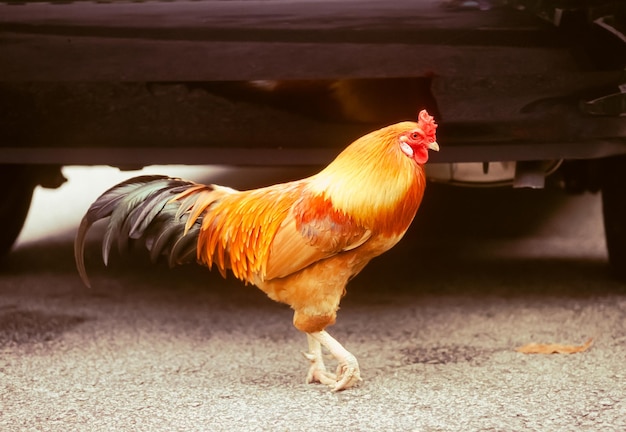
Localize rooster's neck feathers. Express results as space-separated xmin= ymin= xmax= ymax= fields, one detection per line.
xmin=309 ymin=122 xmax=426 ymax=236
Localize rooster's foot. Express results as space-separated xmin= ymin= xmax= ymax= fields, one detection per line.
xmin=303 ymin=351 xmax=337 ymax=386
xmin=305 ymin=331 xmax=362 ymax=392
xmin=333 ymin=353 xmax=361 ymax=391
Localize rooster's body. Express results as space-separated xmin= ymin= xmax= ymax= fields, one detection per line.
xmin=75 ymin=110 xmax=438 ymax=391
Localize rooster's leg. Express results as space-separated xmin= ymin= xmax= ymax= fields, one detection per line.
xmin=305 ymin=330 xmax=361 ymax=391
xmin=303 ymin=334 xmax=337 ymax=386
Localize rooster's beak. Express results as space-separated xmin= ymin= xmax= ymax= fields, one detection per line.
xmin=428 ymin=141 xmax=440 ymax=152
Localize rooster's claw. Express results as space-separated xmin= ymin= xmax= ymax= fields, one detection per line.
xmin=304 ymin=331 xmax=362 ymax=391
xmin=332 ymin=354 xmax=362 ymax=392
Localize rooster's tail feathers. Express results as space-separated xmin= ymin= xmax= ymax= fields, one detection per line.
xmin=74 ymin=175 xmax=208 ymax=287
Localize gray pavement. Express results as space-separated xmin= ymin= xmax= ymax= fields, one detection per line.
xmin=1 ymin=166 xmax=625 ymax=431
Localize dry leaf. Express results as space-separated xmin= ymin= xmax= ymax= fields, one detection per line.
xmin=515 ymin=338 xmax=593 ymax=354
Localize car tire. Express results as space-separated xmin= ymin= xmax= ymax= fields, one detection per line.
xmin=0 ymin=165 xmax=35 ymax=258
xmin=601 ymin=155 xmax=626 ymax=281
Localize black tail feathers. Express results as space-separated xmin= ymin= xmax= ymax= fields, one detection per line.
xmin=74 ymin=175 xmax=203 ymax=287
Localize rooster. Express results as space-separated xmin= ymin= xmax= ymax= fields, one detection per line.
xmin=74 ymin=110 xmax=439 ymax=391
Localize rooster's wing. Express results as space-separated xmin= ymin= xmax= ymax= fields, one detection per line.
xmin=264 ymin=193 xmax=371 ymax=280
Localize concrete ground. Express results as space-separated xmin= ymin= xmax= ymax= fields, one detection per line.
xmin=1 ymin=165 xmax=625 ymax=431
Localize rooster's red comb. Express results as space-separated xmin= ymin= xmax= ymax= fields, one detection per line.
xmin=417 ymin=109 xmax=437 ymax=143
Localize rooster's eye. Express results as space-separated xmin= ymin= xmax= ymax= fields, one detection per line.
xmin=409 ymin=130 xmax=425 ymax=141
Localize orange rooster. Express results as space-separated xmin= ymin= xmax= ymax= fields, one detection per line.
xmin=74 ymin=110 xmax=439 ymax=391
